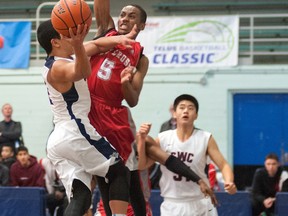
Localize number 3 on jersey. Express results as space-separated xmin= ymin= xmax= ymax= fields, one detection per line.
xmin=97 ymin=59 xmax=115 ymax=80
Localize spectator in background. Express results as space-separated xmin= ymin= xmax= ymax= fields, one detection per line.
xmin=251 ymin=153 xmax=288 ymax=216
xmin=1 ymin=144 xmax=16 ymax=170
xmin=39 ymin=157 xmax=68 ymax=216
xmin=159 ymin=104 xmax=177 ymax=132
xmin=0 ymin=162 xmax=9 ymax=186
xmin=207 ymin=162 xmax=224 ymax=191
xmin=10 ymin=146 xmax=45 ymax=187
xmin=207 ymin=162 xmax=217 ymax=190
xmin=0 ymin=103 xmax=23 ymax=154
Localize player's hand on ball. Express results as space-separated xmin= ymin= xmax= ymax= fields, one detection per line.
xmin=61 ymin=24 xmax=88 ymax=49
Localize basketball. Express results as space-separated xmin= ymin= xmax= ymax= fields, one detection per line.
xmin=51 ymin=0 xmax=92 ymax=37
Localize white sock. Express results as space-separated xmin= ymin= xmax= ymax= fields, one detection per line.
xmin=112 ymin=214 xmax=126 ymax=216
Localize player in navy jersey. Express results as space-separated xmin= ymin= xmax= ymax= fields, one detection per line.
xmin=37 ymin=19 xmax=137 ymax=216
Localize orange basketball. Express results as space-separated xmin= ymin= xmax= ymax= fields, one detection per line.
xmin=51 ymin=0 xmax=92 ymax=37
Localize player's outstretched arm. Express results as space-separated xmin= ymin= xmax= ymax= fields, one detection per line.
xmin=207 ymin=136 xmax=237 ymax=195
xmin=84 ymin=25 xmax=138 ymax=56
xmin=145 ymin=136 xmax=218 ymax=205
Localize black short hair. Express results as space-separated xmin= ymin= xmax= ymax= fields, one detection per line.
xmin=37 ymin=19 xmax=60 ymax=55
xmin=129 ymin=4 xmax=147 ymax=23
xmin=265 ymin=153 xmax=279 ymax=162
xmin=173 ymin=94 xmax=199 ymax=113
xmin=16 ymin=146 xmax=28 ymax=155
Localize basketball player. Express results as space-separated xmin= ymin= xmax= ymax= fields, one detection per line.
xmin=37 ymin=20 xmax=138 ymax=216
xmin=94 ymin=169 xmax=153 ymax=216
xmin=137 ymin=94 xmax=237 ymax=216
xmin=88 ymin=0 xmax=149 ymax=215
xmin=89 ymin=2 xmax=219 ymax=215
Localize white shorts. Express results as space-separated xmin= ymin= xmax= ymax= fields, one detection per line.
xmin=125 ymin=142 xmax=138 ymax=171
xmin=161 ymin=197 xmax=218 ymax=216
xmin=47 ymin=121 xmax=118 ymax=200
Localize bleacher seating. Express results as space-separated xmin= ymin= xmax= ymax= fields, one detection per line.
xmin=0 ymin=0 xmax=50 ymax=19
xmin=216 ymin=191 xmax=252 ymax=216
xmin=148 ymin=190 xmax=288 ymax=216
xmin=153 ymin=1 xmax=288 ymax=14
xmin=0 ymin=0 xmax=287 ymax=65
xmin=0 ymin=187 xmax=46 ymax=216
xmin=0 ymin=187 xmax=287 ymax=215
xmin=275 ymin=192 xmax=288 ymax=215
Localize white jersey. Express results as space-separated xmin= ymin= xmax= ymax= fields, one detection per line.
xmin=158 ymin=128 xmax=218 ymax=216
xmin=42 ymin=56 xmax=120 ymax=200
xmin=43 ymin=56 xmax=91 ymax=126
xmin=159 ymin=128 xmax=211 ymax=200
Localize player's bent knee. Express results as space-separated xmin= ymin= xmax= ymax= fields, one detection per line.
xmin=64 ymin=179 xmax=91 ymax=216
xmin=106 ymin=160 xmax=130 ymax=202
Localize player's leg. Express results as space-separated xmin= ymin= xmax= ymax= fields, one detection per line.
xmin=129 ymin=170 xmax=146 ymax=216
xmin=96 ymin=176 xmax=112 ymax=216
xmin=64 ymin=179 xmax=92 ymax=216
xmin=105 ymin=160 xmax=130 ymax=215
xmin=93 ymin=163 xmax=130 ymax=216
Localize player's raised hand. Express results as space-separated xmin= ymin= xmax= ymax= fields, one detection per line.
xmin=125 ymin=24 xmax=139 ymax=39
xmin=116 ymin=24 xmax=138 ymax=49
xmin=120 ymin=66 xmax=136 ymax=84
xmin=138 ymin=123 xmax=152 ymax=138
xmin=62 ymin=24 xmax=88 ymax=47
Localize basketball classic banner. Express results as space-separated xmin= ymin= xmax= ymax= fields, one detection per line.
xmin=0 ymin=22 xmax=31 ymax=69
xmin=137 ymin=16 xmax=239 ymax=68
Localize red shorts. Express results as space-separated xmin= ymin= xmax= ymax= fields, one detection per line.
xmin=89 ymin=99 xmax=137 ymax=168
xmin=94 ymin=199 xmax=153 ymax=216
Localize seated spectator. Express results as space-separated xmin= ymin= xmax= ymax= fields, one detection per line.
xmin=39 ymin=157 xmax=68 ymax=216
xmin=10 ymin=146 xmax=45 ymax=187
xmin=280 ymin=168 xmax=288 ymax=192
xmin=1 ymin=144 xmax=16 ymax=169
xmin=207 ymin=162 xmax=225 ymax=191
xmin=0 ymin=103 xmax=23 ymax=154
xmin=251 ymin=153 xmax=288 ymax=216
xmin=159 ymin=104 xmax=177 ymax=132
xmin=208 ymin=163 xmax=218 ymax=191
xmin=0 ymin=163 xmax=9 ymax=186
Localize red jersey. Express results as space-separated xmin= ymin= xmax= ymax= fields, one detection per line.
xmin=88 ymin=29 xmax=143 ymax=164
xmin=88 ymin=29 xmax=143 ymax=106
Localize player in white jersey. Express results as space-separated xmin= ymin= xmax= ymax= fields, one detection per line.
xmin=37 ymin=19 xmax=137 ymax=216
xmin=137 ymin=94 xmax=237 ymax=216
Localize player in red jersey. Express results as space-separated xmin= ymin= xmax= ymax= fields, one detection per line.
xmin=94 ymin=169 xmax=153 ymax=216
xmin=88 ymin=0 xmax=149 ymax=215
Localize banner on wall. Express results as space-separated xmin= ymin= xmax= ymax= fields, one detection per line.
xmin=0 ymin=22 xmax=31 ymax=69
xmin=137 ymin=16 xmax=239 ymax=68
